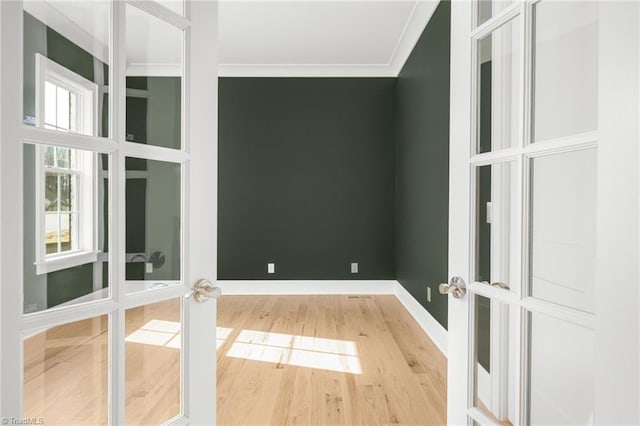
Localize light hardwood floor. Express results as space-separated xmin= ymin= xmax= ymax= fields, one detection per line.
xmin=23 ymin=295 xmax=447 ymax=425
xmin=217 ymin=295 xmax=447 ymax=425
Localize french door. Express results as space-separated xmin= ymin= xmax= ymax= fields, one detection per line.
xmin=0 ymin=0 xmax=219 ymax=424
xmin=447 ymin=0 xmax=639 ymax=424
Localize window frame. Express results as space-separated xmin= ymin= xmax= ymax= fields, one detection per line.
xmin=33 ymin=54 xmax=100 ymax=275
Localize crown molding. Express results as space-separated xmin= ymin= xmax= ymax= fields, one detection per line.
xmin=387 ymin=0 xmax=440 ymax=76
xmin=219 ymin=0 xmax=440 ymax=78
xmin=218 ymin=63 xmax=396 ymax=78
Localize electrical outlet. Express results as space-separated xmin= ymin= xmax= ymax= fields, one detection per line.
xmin=351 ymin=262 xmax=359 ymax=274
xmin=426 ymin=286 xmax=432 ymax=303
xmin=145 ymin=262 xmax=154 ymax=274
xmin=267 ymin=263 xmax=275 ymax=274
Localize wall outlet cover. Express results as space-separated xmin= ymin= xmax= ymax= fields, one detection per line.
xmin=267 ymin=263 xmax=275 ymax=274
xmin=426 ymin=286 xmax=431 ymax=303
xmin=351 ymin=262 xmax=359 ymax=274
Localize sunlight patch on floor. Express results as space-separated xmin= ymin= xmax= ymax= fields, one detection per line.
xmin=226 ymin=330 xmax=362 ymax=374
xmin=217 ymin=327 xmax=234 ymax=349
xmin=126 ymin=321 xmax=233 ymax=350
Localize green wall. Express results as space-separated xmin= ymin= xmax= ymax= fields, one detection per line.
xmin=395 ymin=0 xmax=451 ymax=328
xmin=218 ymin=78 xmax=396 ymax=280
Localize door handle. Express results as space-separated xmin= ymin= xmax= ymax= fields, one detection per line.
xmin=185 ymin=279 xmax=221 ymax=303
xmin=480 ymin=281 xmax=510 ymax=290
xmin=439 ymin=276 xmax=467 ymax=299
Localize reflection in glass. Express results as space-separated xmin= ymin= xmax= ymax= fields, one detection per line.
xmin=23 ymin=144 xmax=109 ymax=313
xmin=473 ymin=295 xmax=516 ymax=425
xmin=533 ymin=1 xmax=598 ymax=142
xmin=126 ymin=299 xmax=181 ymax=424
xmin=23 ymin=2 xmax=110 ymax=137
xmin=126 ymin=4 xmax=183 ymax=149
xmin=477 ymin=18 xmax=520 ymax=153
xmin=474 ymin=162 xmax=517 ymax=289
xmin=125 ymin=158 xmax=181 ymax=288
xmin=24 ymin=315 xmax=108 ymax=424
xmin=528 ymin=311 xmax=594 ymax=424
xmin=478 ymin=0 xmax=513 ymax=27
xmin=530 ymin=149 xmax=596 ymax=312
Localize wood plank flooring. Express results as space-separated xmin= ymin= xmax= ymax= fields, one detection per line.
xmin=217 ymin=295 xmax=447 ymax=425
xmin=23 ymin=295 xmax=447 ymax=425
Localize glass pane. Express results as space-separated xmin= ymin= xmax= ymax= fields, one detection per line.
xmin=23 ymin=2 xmax=110 ymax=137
xmin=44 ymin=81 xmax=56 ymax=126
xmin=56 ymin=86 xmax=71 ymax=130
xmin=474 ymin=295 xmax=516 ymax=425
xmin=530 ymin=149 xmax=596 ymax=313
xmin=532 ymin=1 xmax=598 ymax=142
xmin=478 ymin=0 xmax=513 ymax=27
xmin=24 ymin=315 xmax=108 ymax=424
xmin=44 ymin=146 xmax=55 ymax=167
xmin=24 ymin=144 xmax=110 ymax=314
xmin=477 ymin=18 xmax=520 ymax=153
xmin=125 ymin=158 xmax=181 ymax=290
xmin=126 ymin=299 xmax=181 ymax=424
xmin=59 ymin=174 xmax=72 ymax=211
xmin=57 ymin=147 xmax=72 ymax=168
xmin=528 ymin=311 xmax=594 ymax=424
xmin=59 ymin=212 xmax=73 ymax=253
xmin=44 ymin=173 xmax=58 ymax=211
xmin=126 ymin=4 xmax=183 ymax=149
xmin=44 ymin=213 xmax=59 ymax=254
xmin=474 ymin=161 xmax=518 ymax=291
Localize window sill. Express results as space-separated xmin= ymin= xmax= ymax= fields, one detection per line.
xmin=35 ymin=250 xmax=100 ymax=275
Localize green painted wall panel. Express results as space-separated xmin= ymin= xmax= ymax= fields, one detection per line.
xmin=395 ymin=1 xmax=451 ymax=329
xmin=218 ymin=78 xmax=396 ymax=280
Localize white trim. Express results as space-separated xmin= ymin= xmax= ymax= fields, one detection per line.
xmin=393 ymin=281 xmax=448 ymax=357
xmin=218 ymin=63 xmax=396 ymax=78
xmin=388 ymin=0 xmax=440 ymax=76
xmin=35 ymin=250 xmax=99 ymax=275
xmin=128 ymin=0 xmax=190 ymax=31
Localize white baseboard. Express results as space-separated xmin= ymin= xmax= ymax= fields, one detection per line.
xmin=217 ymin=280 xmax=397 ymax=295
xmin=393 ymin=282 xmax=448 ymax=357
xmin=216 ymin=279 xmax=448 ymax=357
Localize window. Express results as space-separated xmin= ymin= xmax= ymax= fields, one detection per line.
xmin=34 ymin=55 xmax=100 ymax=274
xmin=35 ymin=53 xmax=98 ymax=136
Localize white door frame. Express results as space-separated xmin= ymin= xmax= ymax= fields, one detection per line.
xmin=447 ymin=1 xmax=640 ymax=424
xmin=0 ymin=1 xmax=219 ymax=423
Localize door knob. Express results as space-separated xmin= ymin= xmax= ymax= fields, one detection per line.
xmin=185 ymin=279 xmax=221 ymax=303
xmin=439 ymin=276 xmax=467 ymax=299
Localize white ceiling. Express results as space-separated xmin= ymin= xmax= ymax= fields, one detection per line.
xmin=218 ymin=1 xmax=439 ymax=77
xmin=25 ymin=0 xmax=439 ymax=77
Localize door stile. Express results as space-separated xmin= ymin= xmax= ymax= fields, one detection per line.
xmin=448 ymin=0 xmax=473 ymax=423
xmin=0 ymin=0 xmax=25 ymax=418
xmin=595 ymin=2 xmax=640 ymax=422
xmin=184 ymin=1 xmax=218 ymax=422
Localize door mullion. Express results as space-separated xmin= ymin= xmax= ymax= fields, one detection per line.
xmin=110 ymin=0 xmax=127 ymax=423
